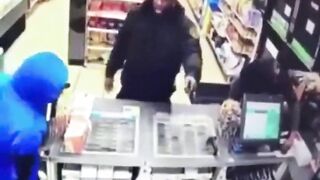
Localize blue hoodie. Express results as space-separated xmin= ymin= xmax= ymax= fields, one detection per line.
xmin=0 ymin=52 xmax=68 ymax=179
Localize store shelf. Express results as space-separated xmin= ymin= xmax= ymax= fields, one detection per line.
xmin=229 ymin=17 xmax=256 ymax=41
xmin=0 ymin=0 xmax=27 ymax=37
xmin=223 ymin=0 xmax=259 ymax=31
xmin=225 ymin=31 xmax=253 ymax=57
xmin=87 ymin=11 xmax=127 ymax=20
xmin=217 ymin=2 xmax=231 ymax=16
xmin=88 ymin=45 xmax=113 ymax=51
xmin=206 ymin=36 xmax=243 ymax=78
xmin=88 ymin=27 xmax=118 ymax=34
xmin=210 ymin=12 xmax=228 ymax=38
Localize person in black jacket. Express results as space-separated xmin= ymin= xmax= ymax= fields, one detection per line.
xmin=229 ymin=57 xmax=296 ymax=104
xmin=105 ymin=0 xmax=202 ymax=102
xmin=229 ymin=58 xmax=297 ymax=132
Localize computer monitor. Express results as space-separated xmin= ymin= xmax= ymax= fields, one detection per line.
xmin=240 ymin=94 xmax=283 ymax=145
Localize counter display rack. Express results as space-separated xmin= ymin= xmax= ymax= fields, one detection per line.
xmin=44 ymin=96 xmax=292 ymax=180
xmin=84 ymin=0 xmax=142 ymax=65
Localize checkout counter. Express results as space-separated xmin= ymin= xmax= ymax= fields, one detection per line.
xmin=44 ymin=96 xmax=293 ymax=180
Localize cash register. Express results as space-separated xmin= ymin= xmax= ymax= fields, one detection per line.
xmin=232 ymin=93 xmax=283 ymax=153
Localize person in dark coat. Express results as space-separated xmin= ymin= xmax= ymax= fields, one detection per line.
xmin=105 ymin=0 xmax=202 ymax=102
xmin=229 ymin=57 xmax=297 ymax=132
xmin=229 ymin=57 xmax=296 ymax=104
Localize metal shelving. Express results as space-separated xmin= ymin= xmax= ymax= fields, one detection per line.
xmin=84 ymin=0 xmax=142 ymax=66
xmin=190 ymin=0 xmax=262 ymax=80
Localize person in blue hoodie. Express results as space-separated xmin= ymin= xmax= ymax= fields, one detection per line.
xmin=0 ymin=52 xmax=68 ymax=180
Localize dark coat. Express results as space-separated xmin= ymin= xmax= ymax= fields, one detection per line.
xmin=106 ymin=0 xmax=202 ymax=102
xmin=229 ymin=58 xmax=296 ymax=104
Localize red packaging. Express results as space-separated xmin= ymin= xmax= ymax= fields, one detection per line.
xmin=101 ymin=1 xmax=112 ymax=10
xmin=89 ymin=0 xmax=102 ymax=11
xmin=88 ymin=17 xmax=99 ymax=27
xmin=98 ymin=18 xmax=108 ymax=28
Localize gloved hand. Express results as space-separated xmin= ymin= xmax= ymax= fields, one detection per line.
xmin=104 ymin=77 xmax=114 ymax=92
xmin=53 ymin=114 xmax=70 ymax=138
xmin=184 ymin=76 xmax=197 ymax=94
xmin=305 ymin=73 xmax=320 ymax=93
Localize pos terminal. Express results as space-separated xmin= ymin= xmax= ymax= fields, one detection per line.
xmin=233 ymin=94 xmax=283 ymax=153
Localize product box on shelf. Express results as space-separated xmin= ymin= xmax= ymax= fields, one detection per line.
xmin=63 ymin=94 xmax=94 ymax=154
xmin=291 ymin=0 xmax=320 ymax=58
xmin=64 ymin=114 xmax=91 ymax=154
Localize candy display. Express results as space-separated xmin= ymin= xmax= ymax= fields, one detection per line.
xmin=224 ymin=0 xmax=261 ymax=29
xmin=88 ymin=31 xmax=117 ymax=46
xmin=88 ymin=0 xmax=139 ymax=13
xmin=202 ymin=0 xmax=263 ymax=78
xmin=85 ymin=0 xmax=142 ymax=65
xmin=88 ymin=17 xmax=124 ymax=30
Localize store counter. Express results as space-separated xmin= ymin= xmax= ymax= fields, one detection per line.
xmin=46 ymin=98 xmax=291 ymax=179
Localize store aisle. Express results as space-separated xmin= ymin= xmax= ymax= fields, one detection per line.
xmin=3 ymin=0 xmax=225 ymax=105
xmin=4 ymin=0 xmax=70 ymax=73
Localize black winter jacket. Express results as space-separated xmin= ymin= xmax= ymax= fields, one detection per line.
xmin=106 ymin=0 xmax=202 ymax=101
xmin=229 ymin=58 xmax=296 ymax=104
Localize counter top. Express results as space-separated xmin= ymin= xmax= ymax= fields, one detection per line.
xmin=48 ymin=98 xmax=291 ymax=167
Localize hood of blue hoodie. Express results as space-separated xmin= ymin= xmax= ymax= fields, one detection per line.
xmin=11 ymin=52 xmax=68 ymax=112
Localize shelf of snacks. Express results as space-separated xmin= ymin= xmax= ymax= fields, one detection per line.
xmin=87 ymin=11 xmax=127 ymax=20
xmin=228 ymin=16 xmax=256 ymax=41
xmin=206 ymin=35 xmax=245 ymax=77
xmin=225 ymin=23 xmax=254 ymax=57
xmin=222 ymin=0 xmax=261 ymax=31
xmin=187 ymin=0 xmax=205 ymax=23
xmin=85 ymin=0 xmax=142 ymax=65
xmin=210 ymin=12 xmax=227 ymax=38
xmin=88 ymin=45 xmax=113 ymax=51
xmin=199 ymin=0 xmax=262 ymax=79
xmin=88 ymin=27 xmax=119 ymax=34
xmin=217 ymin=1 xmax=231 ymax=16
